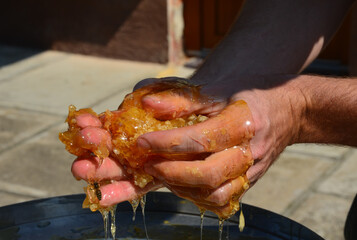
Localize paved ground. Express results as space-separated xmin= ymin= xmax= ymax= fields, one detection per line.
xmin=0 ymin=44 xmax=356 ymax=240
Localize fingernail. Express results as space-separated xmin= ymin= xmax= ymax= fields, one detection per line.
xmin=137 ymin=138 xmax=151 ymax=150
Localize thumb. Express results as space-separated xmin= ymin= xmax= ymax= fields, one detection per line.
xmin=133 ymin=78 xmax=221 ymax=120
xmin=141 ymin=92 xmax=207 ymax=120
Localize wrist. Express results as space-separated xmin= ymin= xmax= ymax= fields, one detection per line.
xmin=233 ymin=75 xmax=307 ymax=159
xmin=278 ymin=76 xmax=309 ymax=145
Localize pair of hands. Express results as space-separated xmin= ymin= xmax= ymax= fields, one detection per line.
xmin=71 ymin=76 xmax=302 ymax=217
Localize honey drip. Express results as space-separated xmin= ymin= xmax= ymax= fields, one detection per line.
xmin=218 ymin=218 xmax=225 ymax=240
xmin=110 ymin=205 xmax=117 ymax=240
xmin=130 ymin=198 xmax=140 ymax=221
xmin=140 ymin=195 xmax=149 ymax=240
xmin=238 ymin=202 xmax=245 ymax=232
xmin=99 ymin=209 xmax=109 ymax=239
xmin=199 ymin=208 xmax=206 ymax=240
xmin=98 ymin=205 xmax=117 ymax=240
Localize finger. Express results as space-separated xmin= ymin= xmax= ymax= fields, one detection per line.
xmin=80 ymin=127 xmax=112 ymax=149
xmin=75 ymin=126 xmax=112 ymax=158
xmin=138 ymin=100 xmax=254 ymax=153
xmin=168 ymin=176 xmax=249 ymax=207
xmin=122 ymin=79 xmax=198 ymax=115
xmin=71 ymin=156 xmax=127 ymax=182
xmin=141 ymin=92 xmax=205 ymax=120
xmin=195 ymin=201 xmax=238 ymax=220
xmin=141 ymin=91 xmax=225 ymax=120
xmin=60 ymin=126 xmax=113 ymax=157
xmin=99 ymin=180 xmax=163 ymax=207
xmin=132 ymin=78 xmax=219 ymax=120
xmin=246 ymin=157 xmax=271 ymax=186
xmin=145 ymin=146 xmax=253 ymax=188
xmin=75 ymin=113 xmax=102 ymax=128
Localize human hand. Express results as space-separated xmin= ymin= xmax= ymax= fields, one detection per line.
xmin=66 ymin=79 xmax=253 ymax=217
xmin=134 ymin=76 xmax=305 ymax=218
xmin=68 ymin=110 xmax=163 ymax=208
xmin=67 ymin=80 xmax=217 ymax=209
xmin=67 ymin=75 xmax=305 ymax=218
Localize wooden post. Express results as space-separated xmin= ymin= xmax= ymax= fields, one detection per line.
xmin=167 ymin=0 xmax=185 ymax=66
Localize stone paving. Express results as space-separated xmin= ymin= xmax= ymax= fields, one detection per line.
xmin=0 ymin=44 xmax=356 ymax=240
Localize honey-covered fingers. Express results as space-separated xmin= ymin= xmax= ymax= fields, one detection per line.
xmin=59 ymin=106 xmax=113 ymax=159
xmin=60 ymin=82 xmax=216 ymax=211
xmin=71 ymin=154 xmax=163 ymax=210
xmin=132 ymin=77 xmax=226 ymax=120
xmin=138 ymin=100 xmax=254 ymax=154
xmin=143 ymin=143 xmax=253 ymax=219
xmin=71 ymin=156 xmax=127 ymax=182
xmin=98 ymin=180 xmax=163 ymax=207
xmin=168 ymin=176 xmax=248 ymax=207
xmin=128 ymin=78 xmax=214 ymax=120
xmin=145 ymin=146 xmax=253 ymax=188
xmin=141 ymin=90 xmax=225 ymax=120
xmin=60 ymin=108 xmax=145 ymax=210
xmin=60 ymin=80 xmax=256 ymax=219
xmin=133 ymin=81 xmax=255 ymax=219
xmin=168 ymin=176 xmax=249 ymax=219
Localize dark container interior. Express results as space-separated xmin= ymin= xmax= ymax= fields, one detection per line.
xmin=0 ymin=192 xmax=324 ymax=240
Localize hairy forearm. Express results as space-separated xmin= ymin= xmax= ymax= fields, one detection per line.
xmin=190 ymin=0 xmax=354 ymax=89
xmin=291 ymin=76 xmax=357 ymax=146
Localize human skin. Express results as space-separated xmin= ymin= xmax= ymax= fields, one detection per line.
xmin=71 ymin=0 xmax=357 ymax=214
xmin=71 ymin=75 xmax=357 ymax=214
xmin=137 ymin=75 xmax=357 ymax=186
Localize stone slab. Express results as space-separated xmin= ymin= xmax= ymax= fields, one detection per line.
xmin=0 ymin=106 xmax=61 ymax=153
xmin=286 ymin=143 xmax=350 ymax=159
xmin=0 ymin=123 xmax=86 ymax=198
xmin=288 ymin=192 xmax=352 ymax=240
xmin=318 ymin=148 xmax=357 ymax=198
xmin=0 ymin=54 xmax=165 ymax=115
xmin=243 ymin=151 xmax=333 ymax=214
xmin=0 ymin=49 xmax=68 ymax=82
xmin=0 ymin=181 xmax=47 ymax=198
xmin=0 ymin=191 xmax=35 ymax=207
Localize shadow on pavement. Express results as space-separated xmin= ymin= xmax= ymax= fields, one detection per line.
xmin=0 ymin=44 xmax=44 ymax=68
